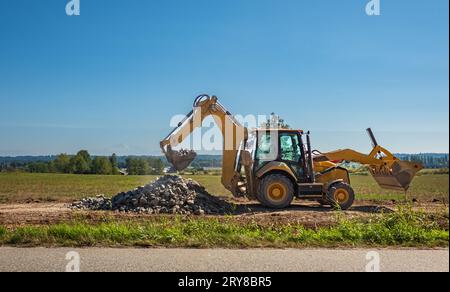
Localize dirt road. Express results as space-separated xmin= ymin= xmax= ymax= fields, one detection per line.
xmin=0 ymin=247 xmax=448 ymax=272
xmin=1 ymin=201 xmax=444 ymax=227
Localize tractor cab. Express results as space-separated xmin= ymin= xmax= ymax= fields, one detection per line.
xmin=241 ymin=129 xmax=316 ymax=181
xmin=250 ymin=129 xmax=311 ymax=182
xmin=236 ymin=129 xmax=333 ymax=208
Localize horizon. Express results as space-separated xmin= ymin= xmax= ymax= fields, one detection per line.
xmin=1 ymin=0 xmax=448 ymax=156
xmin=1 ymin=152 xmax=449 ymax=159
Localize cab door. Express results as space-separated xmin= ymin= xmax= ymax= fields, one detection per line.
xmin=278 ymin=132 xmax=307 ymax=181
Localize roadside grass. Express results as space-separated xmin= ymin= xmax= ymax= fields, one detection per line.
xmin=0 ymin=226 xmax=6 ymax=239
xmin=0 ymin=173 xmax=448 ymax=204
xmin=1 ymin=207 xmax=448 ymax=248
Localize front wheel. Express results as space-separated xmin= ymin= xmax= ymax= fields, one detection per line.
xmin=326 ymin=182 xmax=355 ymax=210
xmin=257 ymin=174 xmax=294 ymax=209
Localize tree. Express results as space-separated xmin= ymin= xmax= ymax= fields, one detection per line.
xmin=70 ymin=150 xmax=92 ymax=174
xmin=126 ymin=157 xmax=136 ymax=175
xmin=27 ymin=162 xmax=50 ymax=173
xmin=77 ymin=150 xmax=91 ymax=163
xmin=54 ymin=153 xmax=71 ymax=173
xmin=70 ymin=156 xmax=90 ymax=174
xmin=91 ymin=157 xmax=113 ymax=175
xmin=126 ymin=157 xmax=150 ymax=175
xmin=110 ymin=153 xmax=118 ymax=168
xmin=261 ymin=112 xmax=291 ymax=129
xmin=151 ymin=158 xmax=165 ymax=175
xmin=136 ymin=159 xmax=150 ymax=175
xmin=47 ymin=161 xmax=56 ymax=173
xmin=147 ymin=157 xmax=165 ymax=175
xmin=110 ymin=153 xmax=120 ymax=175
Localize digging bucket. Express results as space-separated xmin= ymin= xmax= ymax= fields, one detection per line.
xmin=369 ymin=160 xmax=423 ymax=191
xmin=164 ymin=146 xmax=197 ymax=171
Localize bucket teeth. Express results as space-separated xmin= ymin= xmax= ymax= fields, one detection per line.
xmin=370 ymin=161 xmax=423 ymax=191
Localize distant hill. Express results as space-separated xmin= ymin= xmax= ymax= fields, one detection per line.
xmin=0 ymin=156 xmax=56 ymax=164
xmin=0 ymin=154 xmax=223 ymax=169
xmin=1 ymin=153 xmax=448 ymax=169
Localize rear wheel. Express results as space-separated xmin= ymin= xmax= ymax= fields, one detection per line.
xmin=326 ymin=182 xmax=355 ymax=210
xmin=258 ymin=174 xmax=294 ymax=209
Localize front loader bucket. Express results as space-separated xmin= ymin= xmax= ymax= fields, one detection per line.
xmin=164 ymin=146 xmax=197 ymax=171
xmin=369 ymin=161 xmax=423 ymax=191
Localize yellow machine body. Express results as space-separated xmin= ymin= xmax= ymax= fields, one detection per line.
xmin=161 ymin=95 xmax=423 ymax=209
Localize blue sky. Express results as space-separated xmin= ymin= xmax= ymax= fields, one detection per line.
xmin=0 ymin=0 xmax=448 ymax=156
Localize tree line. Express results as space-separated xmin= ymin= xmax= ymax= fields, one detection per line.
xmin=125 ymin=157 xmax=165 ymax=175
xmin=1 ymin=152 xmax=448 ymax=174
xmin=0 ymin=150 xmax=165 ymax=175
xmin=396 ymin=154 xmax=449 ymax=169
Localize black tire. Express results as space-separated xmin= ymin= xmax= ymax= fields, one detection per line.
xmin=326 ymin=182 xmax=355 ymax=210
xmin=257 ymin=174 xmax=294 ymax=209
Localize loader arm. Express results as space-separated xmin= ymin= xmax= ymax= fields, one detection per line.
xmin=160 ymin=95 xmax=248 ymax=192
xmin=314 ymin=130 xmax=423 ymax=191
xmin=315 ymin=145 xmax=397 ymax=166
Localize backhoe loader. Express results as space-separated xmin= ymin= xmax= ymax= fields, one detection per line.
xmin=160 ymin=95 xmax=422 ymax=210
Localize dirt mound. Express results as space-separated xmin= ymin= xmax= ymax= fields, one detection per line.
xmin=71 ymin=175 xmax=234 ymax=215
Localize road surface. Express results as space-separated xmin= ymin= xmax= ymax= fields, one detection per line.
xmin=0 ymin=248 xmax=448 ymax=272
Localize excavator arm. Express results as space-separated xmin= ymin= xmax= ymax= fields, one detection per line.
xmin=314 ymin=128 xmax=423 ymax=191
xmin=160 ymin=95 xmax=248 ymax=192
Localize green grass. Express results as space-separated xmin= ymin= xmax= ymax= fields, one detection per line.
xmin=0 ymin=173 xmax=230 ymax=203
xmin=0 ymin=208 xmax=447 ymax=248
xmin=350 ymin=174 xmax=449 ymax=202
xmin=0 ymin=226 xmax=6 ymax=239
xmin=0 ymin=173 xmax=158 ymax=203
xmin=418 ymin=168 xmax=449 ymax=175
xmin=0 ymin=172 xmax=448 ymax=204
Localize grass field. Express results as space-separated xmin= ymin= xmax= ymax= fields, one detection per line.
xmin=1 ymin=207 xmax=448 ymax=248
xmin=0 ymin=172 xmax=448 ymax=204
xmin=0 ymin=173 xmax=448 ymax=248
xmin=349 ymin=174 xmax=449 ymax=202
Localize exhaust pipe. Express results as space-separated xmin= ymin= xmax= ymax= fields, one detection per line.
xmin=306 ymin=131 xmax=315 ymax=183
xmin=366 ymin=128 xmax=378 ymax=147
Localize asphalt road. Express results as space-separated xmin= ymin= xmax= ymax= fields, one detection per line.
xmin=0 ymin=248 xmax=448 ymax=272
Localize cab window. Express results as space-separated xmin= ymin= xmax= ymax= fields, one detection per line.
xmin=280 ymin=133 xmax=301 ymax=162
xmin=256 ymin=132 xmax=277 ymax=161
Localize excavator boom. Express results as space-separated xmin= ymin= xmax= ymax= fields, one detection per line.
xmin=160 ymin=95 xmax=247 ymax=192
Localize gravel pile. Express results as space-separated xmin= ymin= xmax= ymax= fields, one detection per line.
xmin=72 ymin=195 xmax=112 ymax=211
xmin=70 ymin=175 xmax=234 ymax=215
